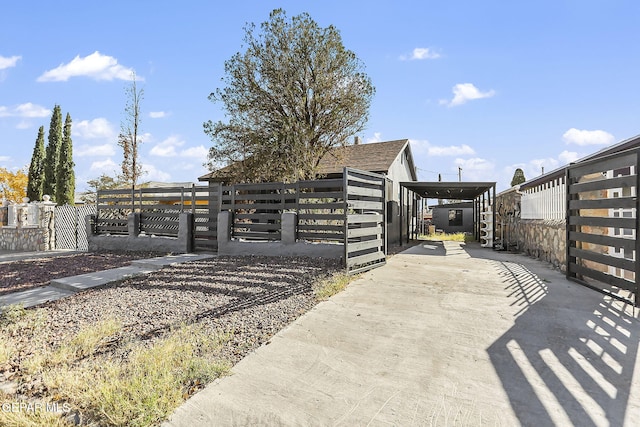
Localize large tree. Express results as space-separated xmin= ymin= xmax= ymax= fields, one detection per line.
xmin=118 ymin=72 xmax=144 ymax=188
xmin=204 ymin=9 xmax=375 ymax=183
xmin=80 ymin=174 xmax=122 ymax=204
xmin=0 ymin=168 xmax=28 ymax=203
xmin=55 ymin=113 xmax=75 ymax=205
xmin=43 ymin=105 xmax=63 ymax=200
xmin=27 ymin=125 xmax=46 ymax=201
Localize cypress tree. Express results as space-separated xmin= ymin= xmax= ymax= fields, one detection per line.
xmin=510 ymin=168 xmax=526 ymax=187
xmin=43 ymin=105 xmax=63 ymax=200
xmin=56 ymin=113 xmax=75 ymax=205
xmin=26 ymin=126 xmax=46 ymax=201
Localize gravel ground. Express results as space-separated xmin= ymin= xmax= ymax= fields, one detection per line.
xmin=0 ymin=251 xmax=169 ymax=296
xmin=1 ymin=255 xmax=342 ymax=400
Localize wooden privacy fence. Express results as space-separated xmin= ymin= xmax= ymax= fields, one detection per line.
xmin=566 ymin=147 xmax=639 ymax=307
xmin=96 ymin=185 xmax=217 ymax=250
xmin=343 ymin=168 xmax=387 ymax=274
xmin=218 ymin=178 xmax=345 ymax=242
xmin=95 ymin=168 xmax=388 ymax=273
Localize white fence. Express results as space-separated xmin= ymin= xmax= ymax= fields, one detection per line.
xmin=521 ymin=178 xmax=566 ymax=220
xmin=55 ymin=204 xmax=97 ymax=251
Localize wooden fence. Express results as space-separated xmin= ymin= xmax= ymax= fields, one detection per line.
xmin=343 ymin=168 xmax=387 ymax=274
xmin=96 ymin=168 xmax=387 ymax=272
xmin=566 ymin=148 xmax=638 ymax=307
xmin=217 ymin=178 xmax=345 ymax=242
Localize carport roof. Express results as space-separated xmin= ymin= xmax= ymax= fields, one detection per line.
xmin=400 ymin=181 xmax=496 ymax=200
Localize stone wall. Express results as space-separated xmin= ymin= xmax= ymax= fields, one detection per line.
xmin=0 ymin=206 xmax=55 ymax=251
xmin=518 ymin=219 xmax=566 ymax=271
xmin=0 ymin=227 xmax=50 ymax=251
xmin=496 ymin=187 xmax=566 ymax=272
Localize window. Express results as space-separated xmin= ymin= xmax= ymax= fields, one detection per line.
xmin=448 ymin=209 xmax=463 ymax=226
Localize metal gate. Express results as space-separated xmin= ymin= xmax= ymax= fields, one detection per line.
xmin=55 ymin=204 xmax=97 ymax=251
xmin=566 ymin=147 xmax=639 ymax=307
xmin=344 ymin=168 xmax=387 ymax=274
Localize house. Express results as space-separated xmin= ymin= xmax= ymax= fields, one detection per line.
xmin=198 ymin=139 xmax=418 ymax=245
xmin=430 ymin=201 xmax=475 ymax=234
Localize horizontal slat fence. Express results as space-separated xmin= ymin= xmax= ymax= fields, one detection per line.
xmin=344 ymin=168 xmax=387 ymax=274
xmin=220 ymin=178 xmax=346 ymax=242
xmin=566 ymin=148 xmax=639 ymax=307
xmin=95 ymin=168 xmax=389 ymax=275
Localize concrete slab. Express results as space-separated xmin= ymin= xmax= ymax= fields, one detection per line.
xmin=50 ymin=265 xmax=159 ymax=292
xmin=0 ymin=285 xmax=74 ymax=308
xmin=164 ymin=241 xmax=640 ymax=427
xmin=130 ymin=253 xmax=216 ymax=269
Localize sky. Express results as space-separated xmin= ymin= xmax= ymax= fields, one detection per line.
xmin=1 ymin=0 xmax=639 ymax=194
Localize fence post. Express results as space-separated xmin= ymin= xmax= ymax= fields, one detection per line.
xmin=191 ymin=184 xmax=196 ymax=215
xmin=282 ymin=212 xmax=297 ymax=244
xmin=128 ymin=212 xmax=140 ymax=237
xmin=343 ymin=168 xmax=349 ymax=269
xmin=178 ymin=212 xmax=194 ymax=253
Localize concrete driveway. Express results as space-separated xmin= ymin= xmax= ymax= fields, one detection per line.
xmin=165 ymin=241 xmax=640 ymax=426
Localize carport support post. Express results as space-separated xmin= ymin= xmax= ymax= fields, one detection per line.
xmin=636 ymin=152 xmax=640 ymax=307
xmin=492 ymin=184 xmax=497 ymax=249
xmin=399 ymin=185 xmax=403 ymax=246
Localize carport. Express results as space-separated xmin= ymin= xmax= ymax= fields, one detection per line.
xmin=399 ymin=181 xmax=497 ymax=245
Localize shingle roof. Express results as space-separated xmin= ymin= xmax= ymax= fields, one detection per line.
xmin=198 ymin=139 xmax=413 ymax=181
xmin=315 ymin=139 xmax=410 ymax=175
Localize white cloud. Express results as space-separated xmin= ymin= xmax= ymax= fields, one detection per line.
xmin=365 ymin=132 xmax=383 ymax=144
xmin=142 ymin=163 xmax=171 ymax=182
xmin=0 ymin=55 xmax=21 ymax=69
xmin=16 ymin=121 xmax=31 ymax=129
xmin=180 ymin=145 xmax=208 ymax=158
xmin=149 ymin=135 xmax=185 ymax=157
xmin=37 ymin=51 xmax=138 ymax=82
xmin=454 ymin=157 xmax=496 ymax=181
xmin=76 ymin=143 xmax=117 ymax=157
xmin=149 ymin=111 xmax=168 ymax=119
xmin=73 ymin=118 xmax=116 ymax=139
xmin=562 ymin=128 xmax=614 ymax=146
xmin=440 ymin=83 xmax=495 ymax=107
xmin=400 ymin=47 xmax=440 ymax=61
xmin=0 ymin=156 xmax=10 ymax=162
xmin=429 ymin=144 xmax=475 ymax=156
xmin=89 ymin=158 xmax=119 ymax=174
xmin=0 ymin=103 xmax=50 ymax=118
xmin=558 ymin=150 xmax=579 ymax=164
xmin=409 ymin=139 xmax=475 ymax=156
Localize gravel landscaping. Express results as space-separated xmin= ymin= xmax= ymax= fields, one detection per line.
xmin=0 ymin=251 xmax=169 ymax=296
xmin=0 ymin=254 xmax=343 ymax=425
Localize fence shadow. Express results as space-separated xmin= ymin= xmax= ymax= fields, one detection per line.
xmin=483 ymin=256 xmax=639 ymax=426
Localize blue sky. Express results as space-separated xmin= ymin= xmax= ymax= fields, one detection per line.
xmin=1 ymin=0 xmax=639 ymax=193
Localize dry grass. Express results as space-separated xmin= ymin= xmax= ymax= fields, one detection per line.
xmin=0 ymin=314 xmax=231 ymax=427
xmin=314 ymin=272 xmax=355 ymax=300
xmin=421 ymin=232 xmax=473 ymax=242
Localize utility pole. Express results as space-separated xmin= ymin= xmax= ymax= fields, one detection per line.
xmin=458 ymin=167 xmax=462 ymax=182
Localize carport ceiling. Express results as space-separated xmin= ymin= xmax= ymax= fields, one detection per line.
xmin=400 ymin=182 xmax=496 ymax=200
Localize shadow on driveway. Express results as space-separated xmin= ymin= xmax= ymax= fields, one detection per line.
xmin=412 ymin=240 xmax=639 ymax=426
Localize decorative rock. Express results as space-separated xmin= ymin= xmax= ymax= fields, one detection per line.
xmin=0 ymin=380 xmax=18 ymax=395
